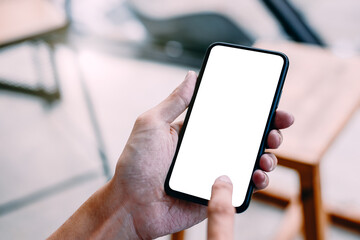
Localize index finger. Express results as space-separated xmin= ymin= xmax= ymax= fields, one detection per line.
xmin=207 ymin=176 xmax=235 ymax=240
xmin=273 ymin=110 xmax=294 ymax=129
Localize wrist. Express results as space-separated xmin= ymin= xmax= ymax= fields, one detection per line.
xmin=49 ymin=178 xmax=139 ymax=240
xmin=93 ymin=178 xmax=139 ymax=239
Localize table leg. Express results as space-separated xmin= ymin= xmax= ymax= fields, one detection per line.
xmin=299 ymin=163 xmax=327 ymax=240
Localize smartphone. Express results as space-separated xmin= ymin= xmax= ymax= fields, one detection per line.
xmin=165 ymin=42 xmax=289 ymax=213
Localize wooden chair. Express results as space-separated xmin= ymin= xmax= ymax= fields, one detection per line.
xmin=253 ymin=41 xmax=360 ymax=240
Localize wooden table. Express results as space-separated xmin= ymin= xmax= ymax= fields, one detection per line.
xmin=253 ymin=41 xmax=360 ymax=240
xmin=0 ymin=0 xmax=67 ymax=46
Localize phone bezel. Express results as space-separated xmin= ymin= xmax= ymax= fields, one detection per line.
xmin=164 ymin=42 xmax=289 ymax=213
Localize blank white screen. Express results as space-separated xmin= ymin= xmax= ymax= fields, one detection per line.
xmin=169 ymin=45 xmax=284 ymax=207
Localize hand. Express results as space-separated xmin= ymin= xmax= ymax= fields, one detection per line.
xmin=112 ymin=71 xmax=294 ymax=238
xmin=49 ymin=71 xmax=294 ymax=240
xmin=207 ymin=176 xmax=235 ymax=240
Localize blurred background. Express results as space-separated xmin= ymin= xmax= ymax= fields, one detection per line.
xmin=0 ymin=0 xmax=360 ymax=239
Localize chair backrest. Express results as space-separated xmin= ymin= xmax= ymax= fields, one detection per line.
xmin=0 ymin=0 xmax=67 ymax=46
xmin=131 ymin=6 xmax=254 ymax=53
xmin=261 ymin=0 xmax=325 ymax=46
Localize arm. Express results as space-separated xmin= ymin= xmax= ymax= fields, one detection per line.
xmin=48 ymin=181 xmax=138 ymax=239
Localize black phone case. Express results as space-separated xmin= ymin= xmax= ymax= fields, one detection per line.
xmin=164 ymin=42 xmax=289 ymax=213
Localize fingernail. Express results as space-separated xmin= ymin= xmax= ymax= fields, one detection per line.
xmin=290 ymin=114 xmax=295 ymax=125
xmin=277 ymin=130 xmax=283 ymax=143
xmin=185 ymin=71 xmax=193 ymax=78
xmin=217 ymin=175 xmax=232 ymax=184
xmin=266 ymin=155 xmax=274 ymax=170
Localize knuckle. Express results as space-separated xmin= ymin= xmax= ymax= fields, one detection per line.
xmin=171 ymin=89 xmax=188 ymax=109
xmin=135 ymin=112 xmax=157 ymax=127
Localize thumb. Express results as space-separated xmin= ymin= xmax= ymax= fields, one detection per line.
xmin=153 ymin=71 xmax=197 ymax=123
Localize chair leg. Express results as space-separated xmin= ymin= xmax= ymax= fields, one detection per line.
xmin=171 ymin=230 xmax=185 ymax=240
xmin=272 ymin=200 xmax=302 ymax=240
xmin=299 ymin=164 xmax=327 ymax=240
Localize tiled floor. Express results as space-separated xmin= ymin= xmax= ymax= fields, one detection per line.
xmin=1 ymin=41 xmax=360 ymax=239
xmin=0 ymin=45 xmax=105 ymax=238
xmin=1 ymin=0 xmax=360 ymax=239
